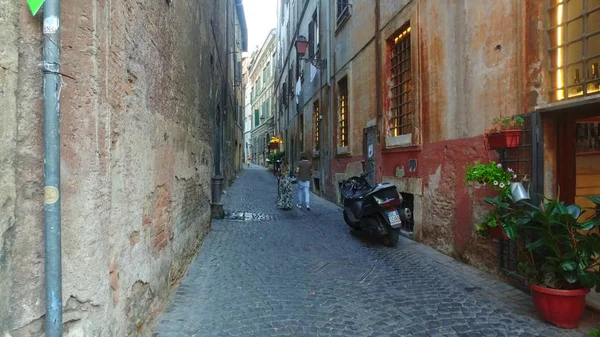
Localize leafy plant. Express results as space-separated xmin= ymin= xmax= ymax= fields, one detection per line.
xmin=479 ymin=194 xmax=526 ymax=240
xmin=515 ymin=196 xmax=600 ymax=291
xmin=589 ymin=328 xmax=600 ymax=337
xmin=489 ymin=116 xmax=525 ymax=133
xmin=267 ymin=151 xmax=286 ymax=164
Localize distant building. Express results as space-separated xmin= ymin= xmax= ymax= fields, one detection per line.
xmin=248 ymin=29 xmax=277 ymax=166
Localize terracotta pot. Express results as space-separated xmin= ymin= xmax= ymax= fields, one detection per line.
xmin=488 ymin=226 xmax=510 ymax=240
xmin=530 ymin=284 xmax=589 ymax=329
xmin=487 ymin=130 xmax=521 ymax=149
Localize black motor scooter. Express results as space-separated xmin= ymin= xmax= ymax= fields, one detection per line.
xmin=341 ymin=169 xmax=407 ymax=247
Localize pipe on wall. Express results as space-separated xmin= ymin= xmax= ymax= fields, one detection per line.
xmin=326 ymin=0 xmax=333 ymax=193
xmin=41 ymin=0 xmax=63 ymax=334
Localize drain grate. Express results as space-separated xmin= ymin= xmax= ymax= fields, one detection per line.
xmin=224 ymin=210 xmax=277 ymax=221
xmin=311 ymin=263 xmax=374 ymax=282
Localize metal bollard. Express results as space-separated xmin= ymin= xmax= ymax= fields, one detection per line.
xmin=211 ymin=175 xmax=224 ymax=219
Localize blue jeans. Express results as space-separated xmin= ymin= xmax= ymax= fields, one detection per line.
xmin=297 ymin=180 xmax=310 ymax=207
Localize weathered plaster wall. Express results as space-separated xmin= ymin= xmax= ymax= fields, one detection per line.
xmin=1 ymin=0 xmax=230 ymax=335
xmin=419 ymin=0 xmax=524 ymax=144
xmin=1 ymin=0 xmax=46 ymax=333
xmin=322 ymin=0 xmax=538 ymax=272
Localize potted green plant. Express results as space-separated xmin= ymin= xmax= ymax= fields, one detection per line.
xmin=486 ymin=115 xmax=525 ymax=149
xmin=464 ymin=161 xmax=519 ymax=239
xmin=514 ymin=196 xmax=600 ymax=328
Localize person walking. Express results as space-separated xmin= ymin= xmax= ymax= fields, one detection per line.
xmin=296 ymin=152 xmax=312 ymax=210
xmin=276 ymin=158 xmax=293 ymax=210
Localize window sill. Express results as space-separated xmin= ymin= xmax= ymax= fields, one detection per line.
xmin=385 ymin=134 xmax=413 ymax=148
xmin=336 ymin=146 xmax=350 ymax=156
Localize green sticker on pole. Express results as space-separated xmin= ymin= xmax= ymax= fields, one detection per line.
xmin=27 ymin=0 xmax=45 ymax=15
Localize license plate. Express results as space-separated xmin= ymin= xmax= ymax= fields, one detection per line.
xmin=387 ymin=210 xmax=401 ymax=227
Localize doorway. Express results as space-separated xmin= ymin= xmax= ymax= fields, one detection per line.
xmin=556 ymin=105 xmax=600 ymax=309
xmin=363 ymin=127 xmax=376 ymax=187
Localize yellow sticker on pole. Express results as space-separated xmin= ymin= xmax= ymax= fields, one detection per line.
xmin=44 ymin=186 xmax=59 ymax=204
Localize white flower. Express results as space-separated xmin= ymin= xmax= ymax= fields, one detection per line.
xmin=497 ymin=163 xmax=502 ymax=168
xmin=493 ymin=180 xmax=499 ymax=186
xmin=507 ymin=167 xmax=514 ymax=173
xmin=513 ymin=174 xmax=517 ymax=179
xmin=499 ymin=183 xmax=505 ymax=188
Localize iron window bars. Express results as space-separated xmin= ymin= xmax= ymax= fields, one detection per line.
xmin=389 ymin=24 xmax=413 ymax=137
xmin=339 ymin=78 xmax=349 ymax=147
xmin=548 ymin=0 xmax=600 ymax=101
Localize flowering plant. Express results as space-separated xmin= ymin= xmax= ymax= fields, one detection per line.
xmin=465 ymin=161 xmax=519 ymax=237
xmin=464 ymin=161 xmax=517 ymax=196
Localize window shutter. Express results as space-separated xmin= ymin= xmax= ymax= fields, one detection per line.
xmin=308 ymin=21 xmax=315 ymax=58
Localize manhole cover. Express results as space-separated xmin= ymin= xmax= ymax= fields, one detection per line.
xmin=224 ymin=210 xmax=277 ymax=221
xmin=311 ymin=263 xmax=374 ymax=282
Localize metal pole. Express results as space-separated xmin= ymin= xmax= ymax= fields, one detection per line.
xmin=42 ymin=0 xmax=63 ymax=334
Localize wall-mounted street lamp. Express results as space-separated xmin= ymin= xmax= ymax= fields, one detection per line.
xmin=295 ymin=35 xmax=326 ymax=69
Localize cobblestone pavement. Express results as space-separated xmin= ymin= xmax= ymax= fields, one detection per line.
xmin=153 ymin=165 xmax=595 ymax=337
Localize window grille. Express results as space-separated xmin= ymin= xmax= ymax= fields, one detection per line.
xmin=338 ymin=77 xmax=349 ymax=147
xmin=389 ymin=23 xmax=413 ymax=137
xmin=548 ymin=0 xmax=600 ymax=101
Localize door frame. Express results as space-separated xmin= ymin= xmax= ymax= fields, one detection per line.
xmin=554 ymin=102 xmax=600 ymax=203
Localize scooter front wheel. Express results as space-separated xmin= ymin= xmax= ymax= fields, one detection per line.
xmin=343 ymin=210 xmax=361 ymax=230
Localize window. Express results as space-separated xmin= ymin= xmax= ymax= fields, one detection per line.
xmin=314 ymin=100 xmax=320 ymax=151
xmin=264 ymin=101 xmax=270 ymax=117
xmin=389 ymin=23 xmax=413 ymax=137
xmin=282 ymin=83 xmax=288 ymax=106
xmin=338 ymin=77 xmax=349 ymax=147
xmin=337 ymin=0 xmax=350 ymax=21
xmin=309 ymin=10 xmax=319 ymax=58
xmin=254 ymin=109 xmax=260 ymax=127
xmin=265 ymin=62 xmax=271 ymax=80
xmin=549 ymin=0 xmax=600 ymax=101
xmin=235 ymin=61 xmax=242 ymax=83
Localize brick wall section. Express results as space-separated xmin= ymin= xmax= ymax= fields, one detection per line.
xmin=0 ymin=0 xmax=236 ymax=336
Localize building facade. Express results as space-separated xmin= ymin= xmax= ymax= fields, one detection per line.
xmin=275 ymin=0 xmax=600 ymax=307
xmin=243 ymin=57 xmax=253 ymax=164
xmin=0 ymin=0 xmax=246 ymax=335
xmin=248 ymin=30 xmax=277 ymax=166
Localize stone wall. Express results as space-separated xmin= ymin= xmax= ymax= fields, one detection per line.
xmin=0 ymin=0 xmax=235 ymax=335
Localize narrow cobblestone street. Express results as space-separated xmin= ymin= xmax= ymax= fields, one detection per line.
xmin=153 ymin=166 xmax=593 ymax=337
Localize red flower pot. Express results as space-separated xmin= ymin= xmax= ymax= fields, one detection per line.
xmin=530 ymin=284 xmax=589 ymax=329
xmin=488 ymin=226 xmax=510 ymax=240
xmin=487 ymin=130 xmax=521 ymax=149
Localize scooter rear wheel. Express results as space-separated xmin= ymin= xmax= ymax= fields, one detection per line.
xmin=383 ymin=227 xmax=400 ymax=247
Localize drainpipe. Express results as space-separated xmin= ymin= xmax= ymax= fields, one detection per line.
xmin=42 ymin=0 xmax=63 ymax=335
xmin=326 ymin=0 xmax=333 ymax=194
xmin=374 ymin=0 xmax=382 ymax=181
